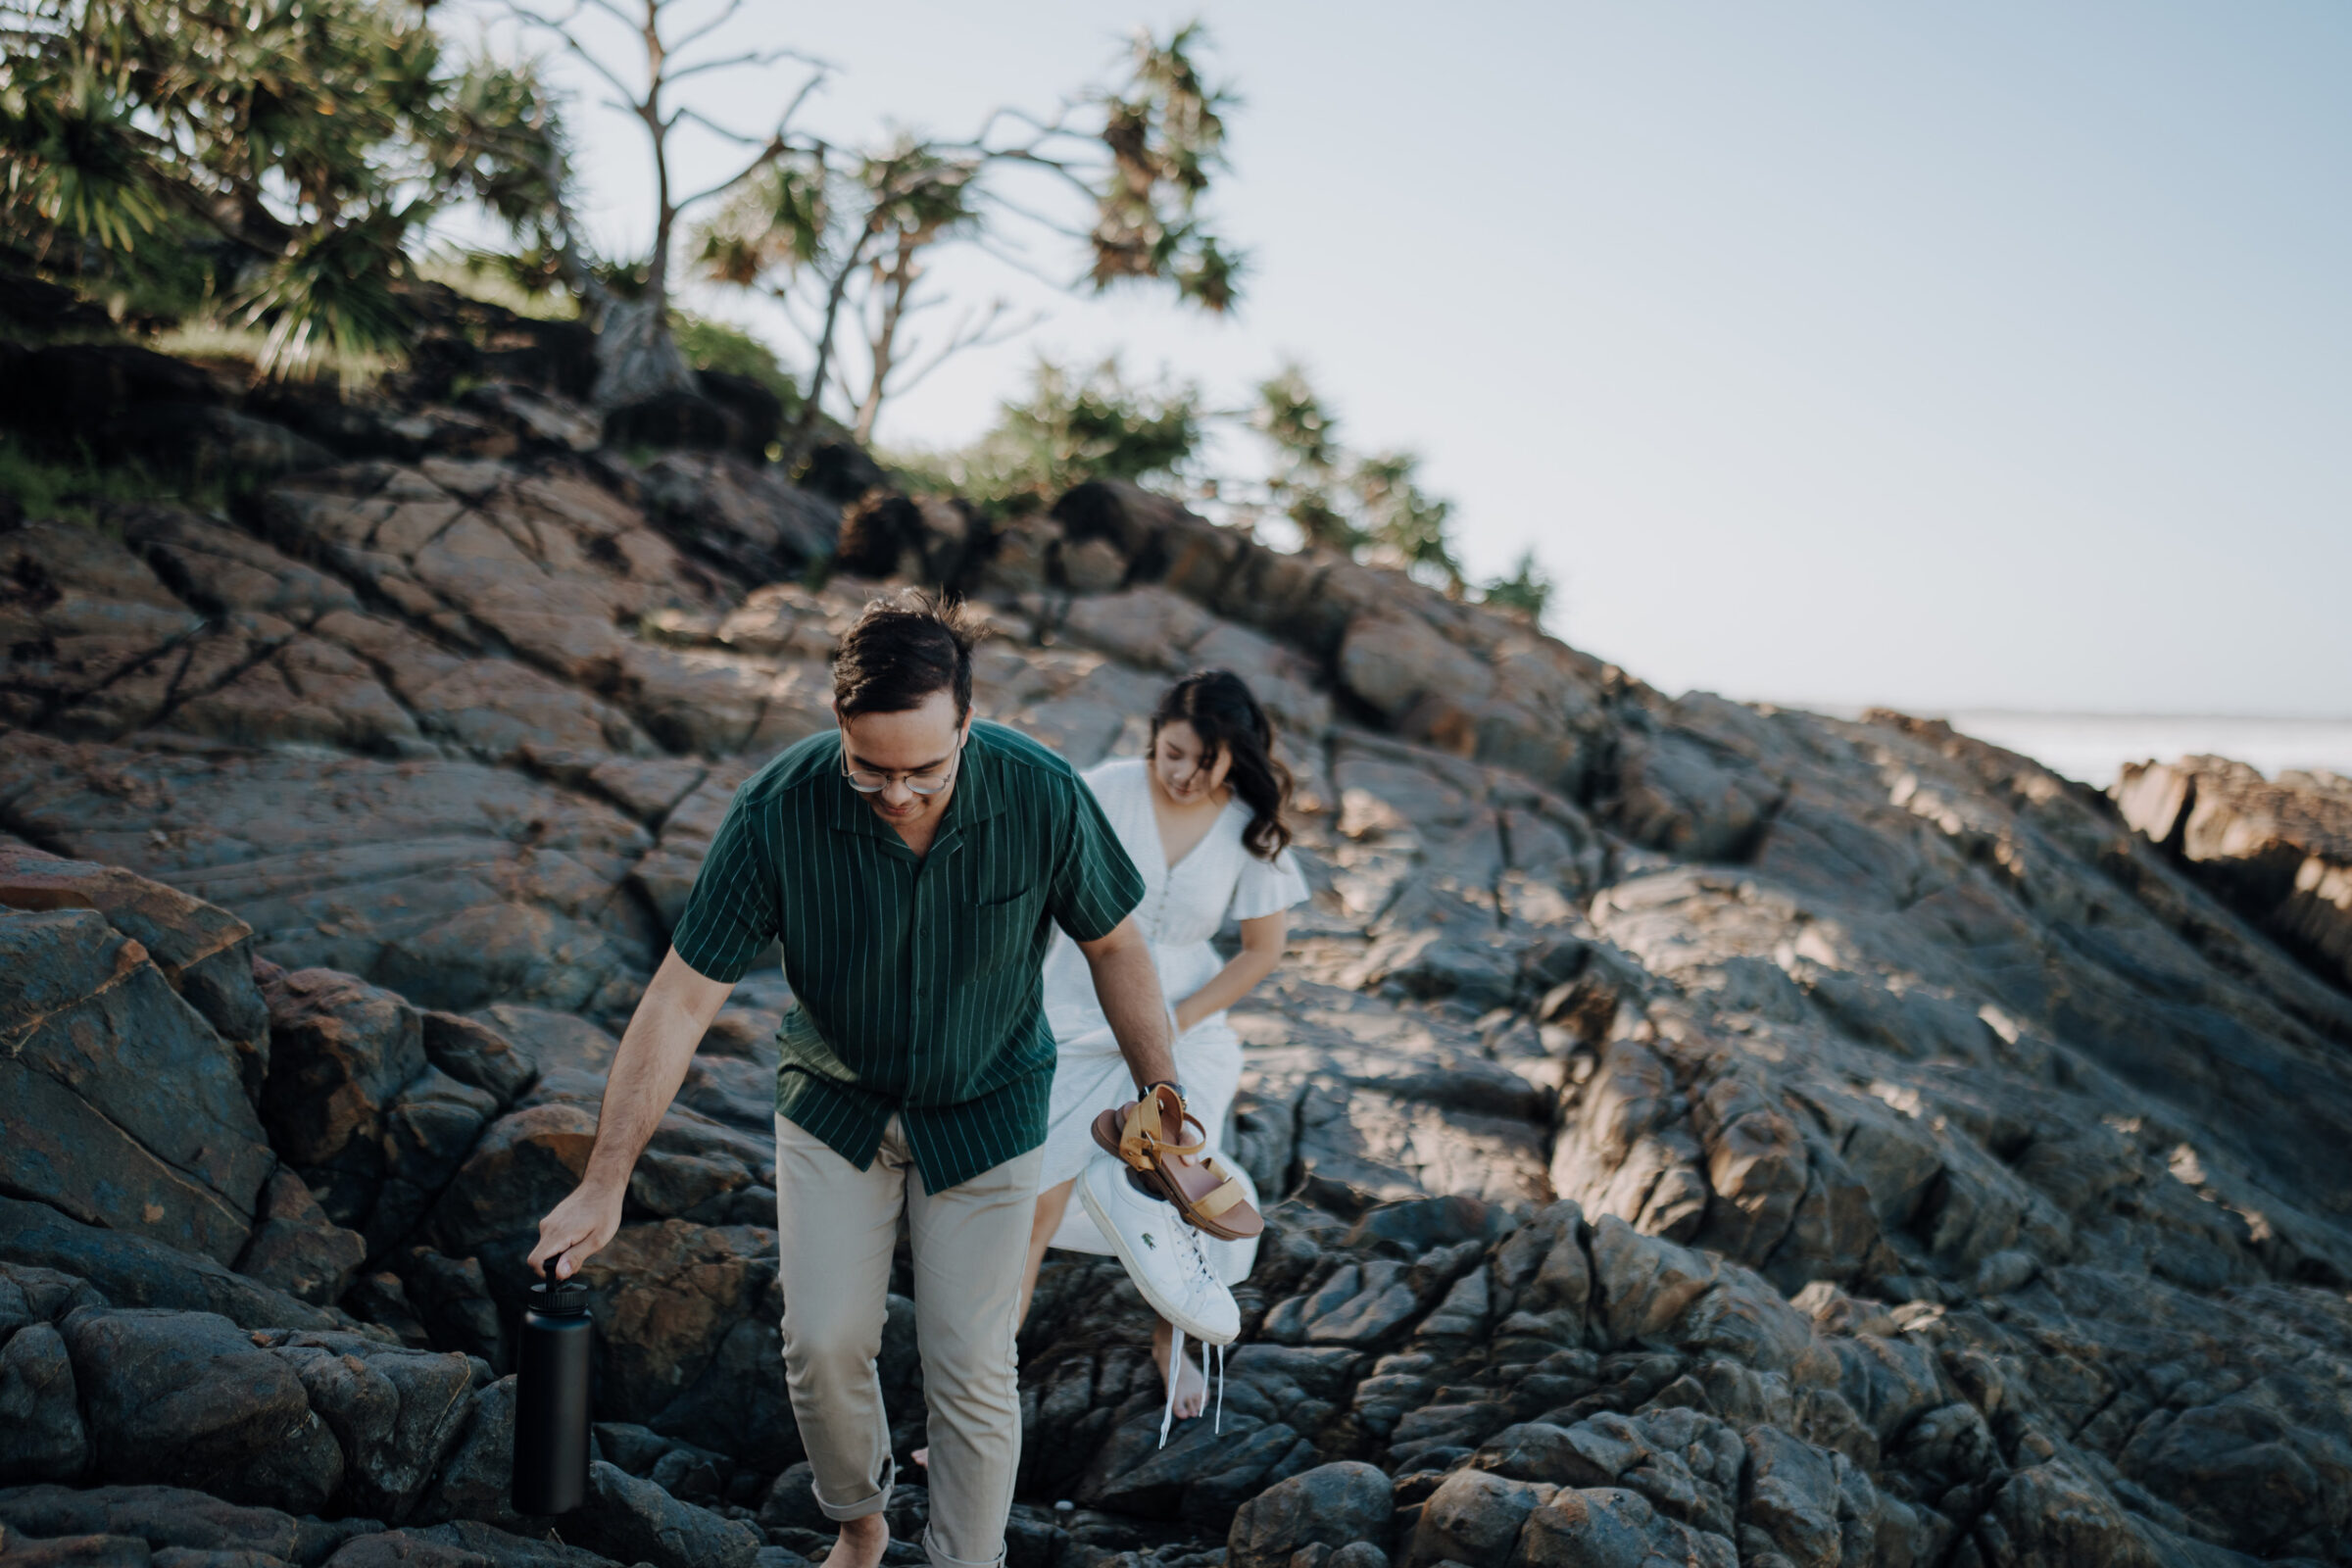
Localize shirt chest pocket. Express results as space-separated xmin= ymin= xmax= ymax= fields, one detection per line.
xmin=953 ymin=872 xmax=1043 ymax=982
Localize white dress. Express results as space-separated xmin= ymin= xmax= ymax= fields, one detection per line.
xmin=1037 ymin=757 xmax=1308 ymax=1254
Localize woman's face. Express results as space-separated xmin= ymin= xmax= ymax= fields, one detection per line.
xmin=1152 ymin=719 xmax=1231 ymax=804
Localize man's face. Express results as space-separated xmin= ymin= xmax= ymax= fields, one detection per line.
xmin=835 ymin=690 xmax=970 ymax=829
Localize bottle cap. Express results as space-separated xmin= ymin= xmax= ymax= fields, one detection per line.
xmin=530 ymin=1256 xmax=589 ymax=1315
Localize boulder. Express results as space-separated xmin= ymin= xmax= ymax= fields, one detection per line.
xmin=1403 ymin=1470 xmax=1551 ymax=1568
xmin=256 ymin=1329 xmax=480 ymax=1522
xmin=0 ymin=908 xmax=275 ymax=1262
xmin=409 ymin=1377 xmax=526 ymax=1531
xmin=101 ymin=407 xmax=333 ymax=483
xmin=232 ymin=1170 xmax=368 ymax=1306
xmin=453 ymin=384 xmax=602 ymax=455
xmin=0 ymin=844 xmax=271 ymax=1096
xmin=559 ymin=1462 xmax=759 ymax=1568
xmin=59 ymin=1307 xmax=344 ymax=1513
xmin=0 ymin=1483 xmax=367 ymax=1565
xmin=1515 ymin=1488 xmax=1738 ymax=1568
xmin=0 ymin=1530 xmax=153 ymax=1567
xmin=634 ymin=452 xmax=837 ymax=583
xmin=0 ymin=1323 xmax=87 ymax=1484
xmin=1 ymin=515 xmax=204 ymax=734
xmin=364 ymin=1068 xmax=502 ymax=1258
xmin=258 ymin=967 xmax=429 ymax=1234
xmin=0 ymin=1198 xmax=331 ymax=1331
xmin=2116 ymin=755 xmax=2352 ymax=993
xmin=1227 ymin=1462 xmax=1394 ymax=1568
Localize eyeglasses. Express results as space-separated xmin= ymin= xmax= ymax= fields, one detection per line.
xmin=841 ymin=736 xmax=963 ymax=796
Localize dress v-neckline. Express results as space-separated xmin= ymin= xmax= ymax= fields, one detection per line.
xmin=1147 ymin=775 xmax=1231 ymax=875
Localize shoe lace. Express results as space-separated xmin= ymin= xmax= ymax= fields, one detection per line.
xmin=1155 ymin=1225 xmax=1234 ymax=1448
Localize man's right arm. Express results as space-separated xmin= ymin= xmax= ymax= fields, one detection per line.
xmin=527 ymin=949 xmax=736 ymax=1280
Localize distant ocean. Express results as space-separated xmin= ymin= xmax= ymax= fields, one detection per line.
xmin=1800 ymin=709 xmax=2352 ymax=790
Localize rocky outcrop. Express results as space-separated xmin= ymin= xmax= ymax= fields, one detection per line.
xmin=2118 ymin=754 xmax=2352 ymax=995
xmin=8 ymin=405 xmax=2352 ymax=1566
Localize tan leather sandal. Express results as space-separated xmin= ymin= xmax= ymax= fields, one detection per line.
xmin=1089 ymin=1084 xmax=1265 ymax=1242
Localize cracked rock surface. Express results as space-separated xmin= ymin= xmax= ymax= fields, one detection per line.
xmin=7 ymin=433 xmax=2352 ymax=1567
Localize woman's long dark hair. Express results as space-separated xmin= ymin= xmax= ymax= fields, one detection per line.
xmin=1152 ymin=669 xmax=1294 ymax=860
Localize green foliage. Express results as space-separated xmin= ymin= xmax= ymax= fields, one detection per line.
xmin=693 ymin=20 xmax=1244 ymax=443
xmin=670 ymin=312 xmax=800 ymax=410
xmin=416 ymin=252 xmax=579 ymax=321
xmin=0 ymin=429 xmax=227 ymax=526
xmin=893 ymin=357 xmax=1201 ymax=508
xmin=0 ymin=0 xmax=567 ymax=373
xmin=1480 ymin=549 xmax=1555 ymax=623
xmin=1089 ymin=23 xmax=1243 ymax=311
xmin=1250 ymin=364 xmax=1464 ymax=587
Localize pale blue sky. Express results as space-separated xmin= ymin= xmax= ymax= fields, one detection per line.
xmin=470 ymin=1 xmax=2351 ymax=716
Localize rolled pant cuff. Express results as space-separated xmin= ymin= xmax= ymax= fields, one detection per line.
xmin=812 ymin=1457 xmax=895 ymax=1522
xmin=922 ymin=1529 xmax=1004 ymax=1568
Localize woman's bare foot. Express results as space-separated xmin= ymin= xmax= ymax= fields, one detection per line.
xmin=821 ymin=1514 xmax=887 ymax=1568
xmin=1151 ymin=1321 xmax=1209 ymax=1419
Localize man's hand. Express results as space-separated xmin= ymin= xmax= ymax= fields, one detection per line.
xmin=522 ymin=949 xmax=734 ymax=1281
xmin=528 ymin=1178 xmax=626 ymax=1281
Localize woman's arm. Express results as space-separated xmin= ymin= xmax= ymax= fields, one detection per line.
xmin=1172 ymin=910 xmax=1289 ymax=1034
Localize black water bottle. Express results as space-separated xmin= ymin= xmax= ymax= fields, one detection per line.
xmin=513 ymin=1259 xmax=592 ymax=1515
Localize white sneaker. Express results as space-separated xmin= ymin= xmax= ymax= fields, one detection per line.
xmin=1078 ymin=1152 xmax=1240 ymax=1345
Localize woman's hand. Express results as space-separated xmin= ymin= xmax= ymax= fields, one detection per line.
xmin=1173 ymin=994 xmax=1205 ymax=1036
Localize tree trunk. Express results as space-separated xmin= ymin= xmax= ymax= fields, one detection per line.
xmin=590 ymin=294 xmax=698 ymax=411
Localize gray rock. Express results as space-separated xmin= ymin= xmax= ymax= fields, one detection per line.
xmin=410 ymin=1377 xmax=525 ymax=1531
xmin=0 ymin=908 xmax=275 ymax=1263
xmin=259 ymin=1331 xmax=480 ymax=1522
xmin=1514 ymin=1487 xmax=1738 ymax=1568
xmin=258 ymin=966 xmax=428 ymax=1232
xmin=1226 ymin=1461 xmax=1394 ymax=1568
xmin=1971 ymin=1462 xmax=2156 ymax=1568
xmin=0 ymin=1324 xmax=87 ymax=1483
xmin=0 ymin=1198 xmax=332 ymax=1332
xmin=0 ymin=843 xmax=271 ymax=1097
xmin=59 ymin=1307 xmax=343 ymax=1513
xmin=404 ymin=1521 xmax=619 ymax=1568
xmin=0 ymin=1532 xmax=152 ymax=1568
xmin=1740 ymin=1426 xmax=1843 ymax=1568
xmin=0 ymin=1484 xmax=338 ymax=1564
xmin=233 ymin=1170 xmax=368 ymax=1307
xmin=561 ymin=1461 xmax=759 ymax=1568
xmin=1402 ymin=1470 xmax=1551 ymax=1568
xmin=416 ymin=1014 xmax=536 ymax=1109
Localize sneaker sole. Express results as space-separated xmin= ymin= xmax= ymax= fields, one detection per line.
xmin=1078 ymin=1163 xmax=1238 ymax=1345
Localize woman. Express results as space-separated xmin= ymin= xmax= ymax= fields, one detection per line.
xmin=1026 ymin=668 xmax=1308 ymax=1416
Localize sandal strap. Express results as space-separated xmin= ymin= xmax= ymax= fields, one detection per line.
xmin=1117 ymin=1087 xmax=1205 ymax=1169
xmin=1195 ymin=1167 xmax=1250 ymax=1220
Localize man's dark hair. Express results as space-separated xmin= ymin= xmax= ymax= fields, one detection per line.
xmin=832 ymin=592 xmax=975 ymax=718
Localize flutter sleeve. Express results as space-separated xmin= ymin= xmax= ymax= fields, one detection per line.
xmin=1228 ymin=843 xmax=1309 ymax=922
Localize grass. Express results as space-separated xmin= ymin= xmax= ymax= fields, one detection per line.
xmin=0 ymin=431 xmax=224 ymax=530
xmin=149 ymin=319 xmax=396 ymax=390
xmin=415 ymin=254 xmax=581 ymax=321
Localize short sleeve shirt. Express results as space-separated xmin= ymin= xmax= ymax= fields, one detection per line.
xmin=668 ymin=719 xmax=1145 ymax=1191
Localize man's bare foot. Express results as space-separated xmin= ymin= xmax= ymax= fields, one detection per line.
xmin=821 ymin=1514 xmax=887 ymax=1568
xmin=1151 ymin=1323 xmax=1210 ymax=1420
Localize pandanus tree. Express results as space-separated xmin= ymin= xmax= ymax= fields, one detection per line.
xmin=694 ymin=22 xmax=1243 ymax=446
xmin=478 ymin=0 xmax=832 ymax=406
xmin=0 ymin=0 xmax=567 ymax=374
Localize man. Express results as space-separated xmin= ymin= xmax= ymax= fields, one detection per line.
xmin=529 ymin=595 xmax=1179 ymax=1568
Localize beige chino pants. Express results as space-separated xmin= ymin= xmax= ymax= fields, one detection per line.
xmin=772 ymin=1112 xmax=1041 ymax=1568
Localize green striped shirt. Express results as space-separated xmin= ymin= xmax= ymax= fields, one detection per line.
xmin=668 ymin=719 xmax=1145 ymax=1191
